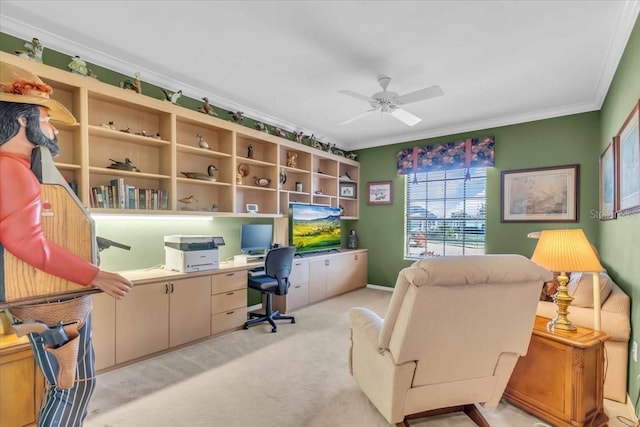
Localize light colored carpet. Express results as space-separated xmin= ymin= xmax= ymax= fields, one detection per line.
xmin=84 ymin=288 xmax=630 ymax=427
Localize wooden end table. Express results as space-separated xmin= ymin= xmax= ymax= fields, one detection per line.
xmin=503 ymin=316 xmax=609 ymax=427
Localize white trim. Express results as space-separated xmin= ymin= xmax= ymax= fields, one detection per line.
xmin=247 ymin=304 xmax=262 ymax=312
xmin=625 ymin=393 xmax=639 ymax=423
xmin=366 ymin=284 xmax=393 ymax=292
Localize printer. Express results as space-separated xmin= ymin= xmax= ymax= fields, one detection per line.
xmin=164 ymin=235 xmax=225 ymax=273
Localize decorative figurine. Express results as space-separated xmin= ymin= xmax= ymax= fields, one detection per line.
xmin=87 ymin=69 xmax=99 ymax=80
xmin=120 ymin=72 xmax=142 ymax=94
xmin=279 ymin=170 xmax=287 ymax=186
xmin=254 ymin=122 xmax=267 ymax=132
xmin=15 ymin=37 xmax=43 ymax=62
xmin=207 ymin=164 xmax=217 ymax=177
xmin=134 ymin=130 xmax=148 ymax=137
xmin=197 ymin=133 xmax=210 ymax=149
xmin=253 ymin=176 xmax=271 ymax=187
xmin=293 ymin=131 xmax=305 ymax=143
xmin=229 ymin=111 xmax=244 ymax=124
xmin=332 ymin=147 xmax=345 ymax=157
xmin=339 ymin=171 xmax=352 ymax=181
xmin=107 ymin=158 xmax=139 ymax=172
xmin=346 ymin=152 xmax=358 ymax=161
xmin=273 ymin=127 xmax=287 ymax=138
xmin=308 ymin=134 xmax=316 ymax=146
xmin=247 ymin=144 xmax=254 ymax=159
xmin=236 ymin=172 xmax=243 ymax=185
xmin=199 ymin=97 xmax=217 ymax=116
xmin=99 ymin=121 xmax=116 ymax=130
xmin=67 ymin=55 xmax=88 ymax=76
xmin=161 ymin=88 xmax=182 ymax=104
xmin=286 ymin=152 xmax=297 ymax=168
xmin=119 ymin=127 xmax=131 ymax=133
xmin=347 ymin=230 xmax=358 ymax=249
xmin=178 ymin=195 xmax=198 ymax=210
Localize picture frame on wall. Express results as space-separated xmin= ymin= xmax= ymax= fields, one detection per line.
xmin=501 ymin=164 xmax=579 ymax=222
xmin=367 ymin=181 xmax=393 ymax=205
xmin=599 ymin=141 xmax=616 ymax=220
xmin=615 ymin=100 xmax=640 ymax=216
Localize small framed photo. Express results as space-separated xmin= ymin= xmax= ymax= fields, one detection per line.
xmin=599 ymin=141 xmax=616 ymax=220
xmin=615 ymin=100 xmax=640 ymax=216
xmin=501 ymin=164 xmax=579 ymax=222
xmin=339 ymin=182 xmax=357 ymax=198
xmin=367 ymin=181 xmax=393 ymax=205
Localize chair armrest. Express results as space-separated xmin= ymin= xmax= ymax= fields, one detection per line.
xmin=350 ymin=307 xmax=383 ymax=349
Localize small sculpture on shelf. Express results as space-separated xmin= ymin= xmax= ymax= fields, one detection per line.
xmin=247 ymin=144 xmax=254 ymax=159
xmin=107 ymin=158 xmax=139 ymax=172
xmin=119 ymin=127 xmax=131 ymax=133
xmin=120 ymin=72 xmax=141 ymax=94
xmin=197 ymin=133 xmax=210 ymax=149
xmin=286 ymin=152 xmax=297 ymax=168
xmin=99 ymin=121 xmax=116 ymax=130
xmin=339 ymin=171 xmax=352 ymax=181
xmin=179 ymin=195 xmax=198 ymax=210
xmin=67 ymin=55 xmax=88 ymax=76
xmin=254 ymin=122 xmax=267 ymax=132
xmin=273 ymin=127 xmax=287 ymax=138
xmin=332 ymin=147 xmax=345 ymax=157
xmin=134 ymin=130 xmax=148 ymax=137
xmin=207 ymin=164 xmax=217 ymax=177
xmin=229 ymin=111 xmax=244 ymax=124
xmin=293 ymin=131 xmax=305 ymax=144
xmin=253 ymin=176 xmax=271 ymax=187
xmin=346 ymin=152 xmax=358 ymax=161
xmin=161 ymin=88 xmax=182 ymax=104
xmin=15 ymin=37 xmax=43 ymax=62
xmin=199 ymin=97 xmax=217 ymax=116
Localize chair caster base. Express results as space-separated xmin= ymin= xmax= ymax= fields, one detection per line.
xmin=271 ymin=328 xmax=277 ymax=333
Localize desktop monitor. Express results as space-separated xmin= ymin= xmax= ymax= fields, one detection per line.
xmin=240 ymin=224 xmax=273 ymax=256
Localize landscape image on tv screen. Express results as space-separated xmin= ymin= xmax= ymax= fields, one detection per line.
xmin=289 ymin=203 xmax=341 ymax=253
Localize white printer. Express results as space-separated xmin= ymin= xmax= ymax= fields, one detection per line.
xmin=164 ymin=235 xmax=225 ymax=273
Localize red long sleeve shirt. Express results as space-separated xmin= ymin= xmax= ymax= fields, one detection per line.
xmin=0 ymin=152 xmax=98 ymax=285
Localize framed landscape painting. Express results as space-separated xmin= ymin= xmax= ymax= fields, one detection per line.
xmin=599 ymin=142 xmax=616 ymax=220
xmin=616 ymin=100 xmax=640 ymax=216
xmin=501 ymin=164 xmax=579 ymax=222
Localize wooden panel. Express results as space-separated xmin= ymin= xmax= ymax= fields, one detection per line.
xmin=285 ymin=283 xmax=308 ymax=312
xmin=211 ymin=309 xmax=246 ymax=335
xmin=211 ymin=289 xmax=247 ymax=314
xmin=308 ymin=259 xmax=328 ymax=303
xmin=212 ymin=271 xmax=246 ymax=294
xmin=91 ymin=293 xmax=116 ymax=371
xmin=3 ymin=185 xmax=92 ymax=304
xmin=0 ymin=346 xmax=38 ymax=427
xmin=169 ymin=277 xmax=211 ymax=347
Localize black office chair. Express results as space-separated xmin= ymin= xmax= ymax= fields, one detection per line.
xmin=243 ymin=246 xmax=296 ymax=333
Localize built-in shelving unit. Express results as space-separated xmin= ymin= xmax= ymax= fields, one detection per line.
xmin=1 ymin=52 xmax=360 ymax=218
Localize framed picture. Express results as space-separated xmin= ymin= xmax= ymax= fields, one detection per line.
xmin=367 ymin=181 xmax=393 ymax=205
xmin=615 ymin=100 xmax=640 ymax=216
xmin=501 ymin=164 xmax=579 ymax=222
xmin=599 ymin=142 xmax=616 ymax=220
xmin=339 ymin=182 xmax=357 ymax=198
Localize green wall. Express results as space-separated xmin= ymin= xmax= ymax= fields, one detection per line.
xmin=356 ymin=111 xmax=601 ymax=287
xmin=599 ymin=16 xmax=640 ymax=409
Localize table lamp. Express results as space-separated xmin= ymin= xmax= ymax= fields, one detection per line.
xmin=530 ymin=229 xmax=604 ymax=332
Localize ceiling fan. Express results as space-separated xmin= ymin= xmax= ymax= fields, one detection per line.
xmin=339 ymin=76 xmax=444 ymax=126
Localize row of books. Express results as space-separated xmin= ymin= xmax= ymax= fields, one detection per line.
xmin=90 ymin=178 xmax=169 ymax=210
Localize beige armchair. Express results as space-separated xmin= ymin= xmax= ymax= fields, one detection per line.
xmin=349 ymin=255 xmax=552 ymax=426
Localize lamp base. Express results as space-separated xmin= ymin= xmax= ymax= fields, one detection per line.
xmin=547 ymin=272 xmax=577 ymax=332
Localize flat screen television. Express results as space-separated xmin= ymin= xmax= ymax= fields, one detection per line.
xmin=240 ymin=223 xmax=273 ymax=255
xmin=289 ymin=203 xmax=341 ymax=254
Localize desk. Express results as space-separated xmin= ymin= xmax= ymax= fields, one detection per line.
xmin=503 ymin=316 xmax=609 ymax=427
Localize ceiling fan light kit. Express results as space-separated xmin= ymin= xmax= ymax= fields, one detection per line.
xmin=340 ymin=76 xmax=444 ymax=126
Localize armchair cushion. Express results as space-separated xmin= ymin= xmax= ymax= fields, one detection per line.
xmin=567 ymin=272 xmax=613 ymax=308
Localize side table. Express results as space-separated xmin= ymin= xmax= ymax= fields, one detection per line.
xmin=503 ymin=316 xmax=609 ymax=427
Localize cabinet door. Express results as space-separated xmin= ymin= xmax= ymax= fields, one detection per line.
xmin=169 ymin=276 xmax=212 ymax=347
xmin=91 ymin=292 xmax=116 ymax=371
xmin=0 ymin=347 xmax=39 ymax=427
xmin=115 ymin=282 xmax=169 ymax=364
xmin=308 ymin=258 xmax=328 ymax=303
xmin=327 ymin=254 xmax=352 ymax=297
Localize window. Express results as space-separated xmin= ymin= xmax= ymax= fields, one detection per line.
xmin=405 ymin=168 xmax=486 ymax=258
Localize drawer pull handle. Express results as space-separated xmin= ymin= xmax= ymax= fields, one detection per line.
xmin=226 ymin=292 xmax=234 ymax=295
xmin=226 ymin=311 xmax=235 ymax=315
xmin=226 ymin=273 xmax=235 ymax=277
xmin=294 ymin=285 xmax=301 ymax=289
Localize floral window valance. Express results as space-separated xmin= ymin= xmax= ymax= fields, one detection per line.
xmin=397 ymin=136 xmax=495 ymax=177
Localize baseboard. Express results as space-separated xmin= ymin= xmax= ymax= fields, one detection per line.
xmin=366 ymin=284 xmax=393 ymax=292
xmin=247 ymin=303 xmax=262 ymax=312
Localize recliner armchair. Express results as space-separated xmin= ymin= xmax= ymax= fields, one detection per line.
xmin=349 ymin=255 xmax=551 ymax=426
xmin=243 ymin=246 xmax=296 ymax=333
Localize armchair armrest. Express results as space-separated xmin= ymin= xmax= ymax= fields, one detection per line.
xmin=350 ymin=307 xmax=383 ymax=349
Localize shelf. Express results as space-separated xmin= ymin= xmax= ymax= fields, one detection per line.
xmin=177 ymin=177 xmax=231 ymax=187
xmin=89 ymin=125 xmax=171 ymax=147
xmin=89 ymin=167 xmax=170 ymax=180
xmin=237 ymin=184 xmax=277 ymax=192
xmin=55 ymin=162 xmax=81 ymax=171
xmin=176 ymin=144 xmax=232 ymax=159
xmin=281 ymin=165 xmax=310 ymax=174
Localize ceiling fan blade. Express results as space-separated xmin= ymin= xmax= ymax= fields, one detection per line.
xmin=390 ymin=108 xmax=421 ymax=126
xmin=396 ymin=85 xmax=444 ymax=105
xmin=340 ymin=108 xmax=378 ymax=125
xmin=339 ymin=90 xmax=377 ymax=104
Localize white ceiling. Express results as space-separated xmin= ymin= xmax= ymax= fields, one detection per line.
xmin=1 ymin=1 xmax=638 ymax=152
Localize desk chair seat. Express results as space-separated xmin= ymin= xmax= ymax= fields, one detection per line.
xmin=243 ymin=246 xmax=296 ymax=333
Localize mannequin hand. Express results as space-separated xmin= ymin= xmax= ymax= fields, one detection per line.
xmin=92 ymin=270 xmax=133 ymax=299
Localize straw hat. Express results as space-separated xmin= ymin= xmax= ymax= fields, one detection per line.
xmin=0 ymin=61 xmax=76 ymax=125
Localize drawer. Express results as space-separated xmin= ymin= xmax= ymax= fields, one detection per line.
xmin=211 ymin=309 xmax=246 ymax=335
xmin=211 ymin=289 xmax=247 ymax=314
xmin=286 ymin=282 xmax=309 ymax=312
xmin=290 ymin=259 xmax=309 ymax=284
xmin=212 ymin=271 xmax=246 ymax=294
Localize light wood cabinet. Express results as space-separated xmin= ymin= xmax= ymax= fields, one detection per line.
xmin=309 ymin=258 xmax=329 ymax=304
xmin=211 ymin=271 xmax=247 ymax=335
xmin=0 ymin=52 xmax=359 ymax=218
xmin=273 ymin=258 xmax=309 ymax=313
xmin=91 ymin=292 xmax=116 ymax=371
xmin=169 ymin=277 xmax=212 ymax=347
xmin=0 ymin=342 xmax=45 ymax=427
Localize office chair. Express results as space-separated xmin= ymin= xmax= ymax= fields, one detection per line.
xmin=243 ymin=246 xmax=296 ymax=333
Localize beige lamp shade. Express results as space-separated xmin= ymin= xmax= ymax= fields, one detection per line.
xmin=531 ymin=229 xmax=603 ymax=273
